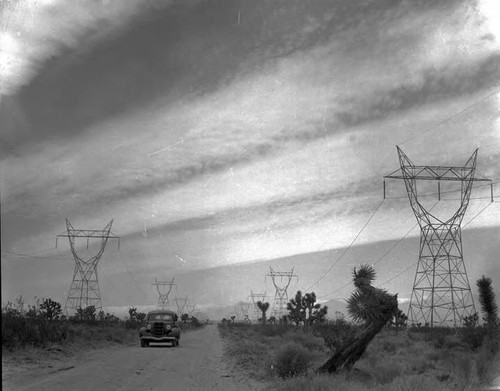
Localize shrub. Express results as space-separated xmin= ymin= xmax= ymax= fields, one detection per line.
xmin=259 ymin=323 xmax=290 ymax=337
xmin=380 ymin=340 xmax=397 ymax=353
xmin=313 ymin=318 xmax=359 ymax=354
xmin=460 ymin=324 xmax=486 ymax=349
xmin=191 ymin=316 xmax=202 ymax=327
xmin=125 ymin=307 xmax=146 ymax=329
xmin=273 ymin=342 xmax=312 ymax=378
xmin=289 ymin=331 xmax=325 ymax=352
xmin=370 ymin=362 xmax=402 ymax=384
xmin=1 ymin=308 xmax=70 ymax=348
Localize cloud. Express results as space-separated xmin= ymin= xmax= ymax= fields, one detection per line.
xmin=0 ymin=0 xmax=181 ymax=98
xmin=2 ymin=0 xmax=499 ymax=267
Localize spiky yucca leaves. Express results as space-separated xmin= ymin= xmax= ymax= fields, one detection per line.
xmin=477 ymin=276 xmax=498 ymax=325
xmin=347 ymin=265 xmax=397 ymax=325
xmin=476 ymin=276 xmax=498 ymax=352
xmin=352 ymin=264 xmax=376 ymax=289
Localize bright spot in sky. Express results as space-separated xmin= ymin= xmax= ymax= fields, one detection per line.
xmin=0 ymin=32 xmax=18 ymax=78
xmin=480 ymin=0 xmax=500 ymax=40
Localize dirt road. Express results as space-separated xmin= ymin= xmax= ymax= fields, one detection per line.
xmin=3 ymin=325 xmax=266 ymax=391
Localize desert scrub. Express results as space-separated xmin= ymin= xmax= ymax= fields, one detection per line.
xmin=286 ymin=329 xmax=325 ymax=352
xmin=2 ymin=310 xmax=70 ymax=348
xmin=273 ymin=342 xmax=312 ymax=378
xmin=273 ymin=372 xmax=372 ymax=391
xmin=313 ymin=318 xmax=360 ymax=354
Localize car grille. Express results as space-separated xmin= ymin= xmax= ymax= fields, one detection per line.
xmin=152 ymin=322 xmax=165 ymax=337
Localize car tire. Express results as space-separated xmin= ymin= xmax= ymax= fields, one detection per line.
xmin=141 ymin=340 xmax=146 ymax=348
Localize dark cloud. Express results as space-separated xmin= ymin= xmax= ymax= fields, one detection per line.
xmin=336 ymin=56 xmax=500 ymax=128
xmin=1 ymin=0 xmax=468 ymax=155
xmin=29 ymin=51 xmax=498 ymax=213
xmin=113 ymin=183 xmax=382 ymax=244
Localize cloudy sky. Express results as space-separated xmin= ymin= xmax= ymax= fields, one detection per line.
xmin=1 ymin=0 xmax=499 ymax=315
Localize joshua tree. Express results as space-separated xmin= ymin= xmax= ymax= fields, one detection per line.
xmin=312 ymin=305 xmax=328 ymax=324
xmin=392 ymin=309 xmax=408 ymax=332
xmin=287 ymin=291 xmax=325 ymax=327
xmin=287 ymin=291 xmax=306 ymax=326
xmin=257 ymin=301 xmax=270 ymax=324
xmin=39 ymin=298 xmax=62 ymax=321
xmin=317 ymin=264 xmax=398 ymax=373
xmin=477 ymin=276 xmax=499 ymax=352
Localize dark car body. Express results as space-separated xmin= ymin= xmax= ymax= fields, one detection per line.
xmin=139 ymin=310 xmax=181 ymax=347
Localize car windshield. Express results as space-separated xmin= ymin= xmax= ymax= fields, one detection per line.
xmin=148 ymin=313 xmax=174 ymax=321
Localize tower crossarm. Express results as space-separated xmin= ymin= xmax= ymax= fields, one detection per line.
xmin=57 ymin=219 xmax=120 ymax=249
xmin=384 ymin=166 xmax=491 ymax=182
xmin=57 ymin=230 xmax=121 ymax=238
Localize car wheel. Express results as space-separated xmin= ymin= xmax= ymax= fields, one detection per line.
xmin=175 ymin=338 xmax=180 ymax=347
xmin=141 ymin=340 xmax=146 ymax=348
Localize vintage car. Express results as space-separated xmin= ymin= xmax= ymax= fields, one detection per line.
xmin=139 ymin=310 xmax=181 ymax=347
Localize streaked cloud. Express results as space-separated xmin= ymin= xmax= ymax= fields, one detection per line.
xmin=1 ymin=0 xmax=499 ymax=309
xmin=0 ymin=0 xmax=181 ymax=98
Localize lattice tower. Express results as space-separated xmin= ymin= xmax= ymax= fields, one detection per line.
xmin=266 ymin=267 xmax=298 ymax=319
xmin=239 ymin=302 xmax=251 ymax=323
xmin=249 ymin=291 xmax=268 ymax=321
xmin=56 ymin=219 xmax=119 ymax=314
xmin=152 ymin=277 xmax=176 ymax=310
xmin=174 ymin=296 xmax=188 ymax=316
xmin=384 ymin=146 xmax=492 ymax=327
xmin=187 ymin=303 xmax=197 ymax=317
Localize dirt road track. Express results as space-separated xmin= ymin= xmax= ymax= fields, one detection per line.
xmin=3 ymin=325 xmax=266 ymax=391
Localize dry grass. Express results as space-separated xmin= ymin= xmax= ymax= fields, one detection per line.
xmin=219 ymin=322 xmax=499 ymax=391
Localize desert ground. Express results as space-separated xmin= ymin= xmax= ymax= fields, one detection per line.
xmin=2 ymin=324 xmax=265 ymax=391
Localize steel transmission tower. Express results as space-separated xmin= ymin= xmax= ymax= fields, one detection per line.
xmin=267 ymin=267 xmax=298 ymax=319
xmin=384 ymin=146 xmax=492 ymax=327
xmin=240 ymin=302 xmax=251 ymax=323
xmin=187 ymin=303 xmax=197 ymax=317
xmin=175 ymin=296 xmax=188 ymax=316
xmin=152 ymin=278 xmax=176 ymax=310
xmin=56 ymin=219 xmax=119 ymax=314
xmin=249 ymin=291 xmax=267 ymax=321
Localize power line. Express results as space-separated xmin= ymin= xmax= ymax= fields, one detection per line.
xmin=399 ymin=88 xmax=500 ymax=146
xmin=372 ymin=200 xmax=438 ymax=268
xmin=462 ymin=202 xmax=492 ymax=229
xmin=1 ymin=249 xmax=71 ymax=260
xmin=376 ymin=200 xmax=495 ymax=289
xmin=117 ymin=251 xmax=149 ymax=297
xmin=305 ymin=199 xmax=385 ymax=292
xmin=316 ymin=200 xmax=432 ymax=300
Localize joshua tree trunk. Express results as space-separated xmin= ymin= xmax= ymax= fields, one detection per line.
xmin=317 ymin=264 xmax=398 ymax=374
xmin=317 ymin=319 xmax=386 ymax=373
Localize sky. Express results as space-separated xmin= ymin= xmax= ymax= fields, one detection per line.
xmin=1 ymin=0 xmax=499 ymax=317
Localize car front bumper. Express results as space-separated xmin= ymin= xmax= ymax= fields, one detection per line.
xmin=140 ymin=335 xmax=178 ymax=342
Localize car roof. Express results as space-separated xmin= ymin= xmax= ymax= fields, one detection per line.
xmin=147 ymin=310 xmax=177 ymax=315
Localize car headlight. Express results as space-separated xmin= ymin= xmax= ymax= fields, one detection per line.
xmin=166 ymin=324 xmax=171 ymax=330
xmin=146 ymin=324 xmax=151 ymax=330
